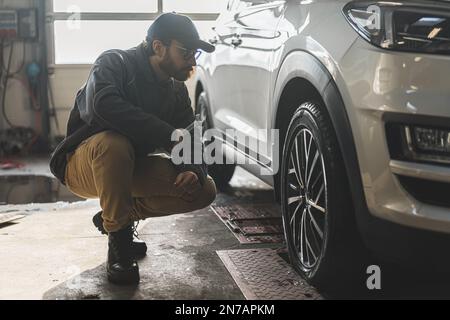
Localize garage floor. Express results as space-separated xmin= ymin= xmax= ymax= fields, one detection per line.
xmin=1 ymin=157 xmax=450 ymax=300
xmin=0 ymin=157 xmax=281 ymax=300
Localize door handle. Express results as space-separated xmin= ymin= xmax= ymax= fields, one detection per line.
xmin=209 ymin=36 xmax=219 ymax=45
xmin=231 ymin=35 xmax=242 ymax=47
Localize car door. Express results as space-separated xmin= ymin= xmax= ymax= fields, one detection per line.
xmin=206 ymin=0 xmax=248 ymax=133
xmin=210 ymin=0 xmax=286 ymax=163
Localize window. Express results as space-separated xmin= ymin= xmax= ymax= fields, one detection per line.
xmin=49 ymin=0 xmax=228 ymax=64
xmin=227 ymin=0 xmax=265 ymax=12
xmin=52 ymin=0 xmax=158 ymax=13
xmin=163 ymin=0 xmax=228 ymax=13
xmin=54 ymin=20 xmax=153 ymax=64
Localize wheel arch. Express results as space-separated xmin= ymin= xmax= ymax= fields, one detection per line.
xmin=272 ymin=50 xmax=370 ymax=241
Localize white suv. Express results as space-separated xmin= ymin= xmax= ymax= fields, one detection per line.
xmin=195 ymin=0 xmax=450 ymax=286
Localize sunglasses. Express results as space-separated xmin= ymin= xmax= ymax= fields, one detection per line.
xmin=174 ymin=45 xmax=202 ymax=60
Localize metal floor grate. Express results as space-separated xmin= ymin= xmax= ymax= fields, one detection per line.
xmin=211 ymin=204 xmax=284 ymax=244
xmin=217 ymin=248 xmax=322 ymax=300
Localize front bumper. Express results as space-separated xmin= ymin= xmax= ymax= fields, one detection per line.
xmin=339 ymin=38 xmax=450 ymax=234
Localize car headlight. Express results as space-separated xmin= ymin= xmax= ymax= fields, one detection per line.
xmin=343 ymin=1 xmax=450 ymax=54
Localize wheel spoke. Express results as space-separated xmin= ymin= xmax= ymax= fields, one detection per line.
xmin=305 ymin=233 xmax=317 ymax=262
xmin=307 ymin=132 xmax=313 ymax=171
xmin=302 ymin=210 xmax=310 ymax=264
xmin=303 ymin=208 xmax=317 ymax=265
xmin=289 ymin=154 xmax=303 ymax=188
xmin=289 ymin=202 xmax=302 ymax=225
xmin=294 ymin=139 xmax=305 ymax=188
xmin=288 ymin=195 xmax=303 ymax=205
xmin=309 ymin=218 xmax=322 ymax=254
xmin=307 ymin=150 xmax=319 ymax=188
xmin=302 ymin=132 xmax=309 ymax=182
xmin=293 ymin=205 xmax=302 ymax=248
xmin=308 ymin=198 xmax=326 ymax=214
xmin=307 ymin=207 xmax=324 ymax=239
xmin=314 ymin=182 xmax=325 ymax=205
xmin=309 ymin=169 xmax=323 ymax=192
xmin=292 ymin=214 xmax=296 ymax=248
xmin=299 ymin=208 xmax=306 ymax=264
xmin=297 ymin=209 xmax=302 ymax=249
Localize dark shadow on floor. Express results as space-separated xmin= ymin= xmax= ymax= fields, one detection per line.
xmin=43 ymin=205 xmax=245 ymax=300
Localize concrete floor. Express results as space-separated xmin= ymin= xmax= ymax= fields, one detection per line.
xmin=43 ymin=206 xmax=246 ymax=300
xmin=0 ymin=157 xmax=269 ymax=300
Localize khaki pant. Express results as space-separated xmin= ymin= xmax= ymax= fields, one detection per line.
xmin=65 ymin=130 xmax=217 ymax=232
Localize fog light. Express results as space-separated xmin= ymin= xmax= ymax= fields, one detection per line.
xmin=385 ymin=119 xmax=450 ymax=166
xmin=402 ymin=125 xmax=450 ymax=164
xmin=413 ymin=127 xmax=450 ymax=153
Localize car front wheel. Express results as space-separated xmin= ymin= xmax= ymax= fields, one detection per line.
xmin=281 ymin=101 xmax=359 ymax=287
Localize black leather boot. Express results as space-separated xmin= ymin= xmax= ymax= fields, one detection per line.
xmin=107 ymin=224 xmax=140 ymax=285
xmin=93 ymin=211 xmax=147 ymax=258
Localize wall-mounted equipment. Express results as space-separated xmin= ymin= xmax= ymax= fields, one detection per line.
xmin=18 ymin=9 xmax=38 ymax=39
xmin=0 ymin=10 xmax=18 ymax=38
xmin=0 ymin=9 xmax=38 ymax=40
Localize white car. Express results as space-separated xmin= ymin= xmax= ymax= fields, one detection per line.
xmin=195 ymin=0 xmax=450 ymax=286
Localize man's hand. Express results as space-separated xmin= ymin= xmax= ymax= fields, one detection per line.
xmin=174 ymin=171 xmax=199 ymax=191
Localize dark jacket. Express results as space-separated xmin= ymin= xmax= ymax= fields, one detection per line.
xmin=49 ymin=42 xmax=207 ymax=186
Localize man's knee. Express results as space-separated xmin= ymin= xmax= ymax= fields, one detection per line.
xmin=93 ymin=131 xmax=135 ymax=160
xmin=195 ymin=176 xmax=217 ymax=209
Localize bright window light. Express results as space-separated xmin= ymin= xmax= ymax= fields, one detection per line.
xmin=163 ymin=0 xmax=228 ymax=13
xmin=54 ymin=20 xmax=153 ymax=64
xmin=51 ymin=0 xmax=223 ymax=64
xmin=52 ymin=0 xmax=158 ymax=13
xmin=54 ymin=20 xmax=216 ymax=64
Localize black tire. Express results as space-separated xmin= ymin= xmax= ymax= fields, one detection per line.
xmin=280 ymin=101 xmax=361 ymax=288
xmin=196 ymin=92 xmax=235 ymax=189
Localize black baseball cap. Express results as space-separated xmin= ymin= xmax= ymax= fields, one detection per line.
xmin=146 ymin=13 xmax=215 ymax=53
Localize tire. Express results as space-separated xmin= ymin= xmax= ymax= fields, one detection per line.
xmin=196 ymin=92 xmax=235 ymax=189
xmin=280 ymin=101 xmax=361 ymax=288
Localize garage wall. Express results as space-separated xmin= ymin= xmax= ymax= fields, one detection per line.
xmin=48 ymin=65 xmax=90 ymax=137
xmin=0 ymin=0 xmax=40 ymax=131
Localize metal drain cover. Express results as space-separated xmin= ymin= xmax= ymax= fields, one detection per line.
xmin=211 ymin=204 xmax=284 ymax=244
xmin=217 ymin=248 xmax=322 ymax=300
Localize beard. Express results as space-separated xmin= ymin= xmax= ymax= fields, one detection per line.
xmin=160 ymin=54 xmax=194 ymax=82
xmin=172 ymin=68 xmax=194 ymax=81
